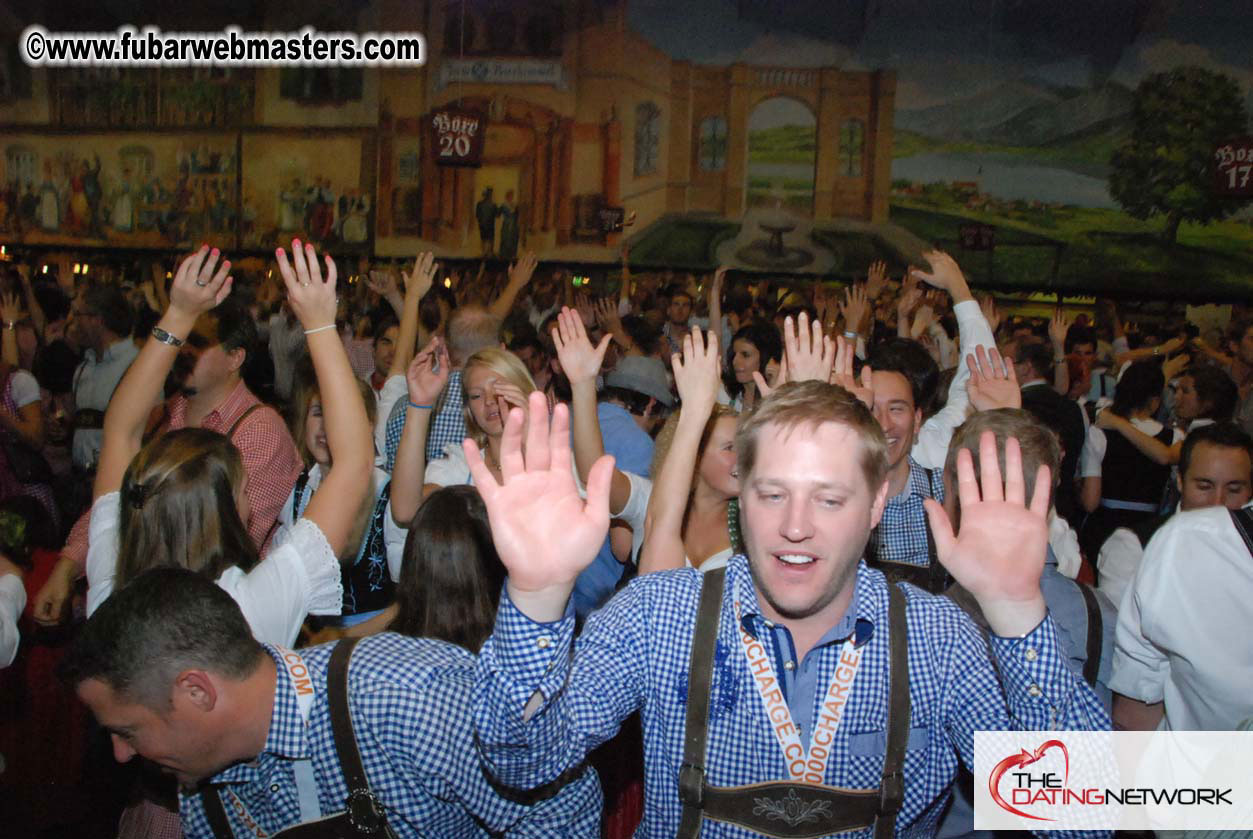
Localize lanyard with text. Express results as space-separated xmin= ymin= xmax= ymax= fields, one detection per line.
xmin=220 ymin=648 xmax=322 ymax=838
xmin=734 ymin=602 xmax=864 ymax=784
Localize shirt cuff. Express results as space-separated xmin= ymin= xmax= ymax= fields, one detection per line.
xmin=989 ymin=615 xmax=1077 ymax=711
xmin=0 ymin=573 xmax=25 ymax=622
xmin=486 ymin=587 xmax=577 ymax=709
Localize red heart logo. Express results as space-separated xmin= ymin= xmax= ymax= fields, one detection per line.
xmin=988 ymin=739 xmax=1069 ymax=821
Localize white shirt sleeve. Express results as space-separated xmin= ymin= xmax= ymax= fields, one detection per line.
xmin=1079 ymin=426 xmax=1106 ymax=478
xmin=0 ymin=573 xmax=25 ymax=668
xmin=375 ymin=375 xmax=409 ymax=464
xmin=912 ymin=299 xmax=994 ymax=469
xmin=384 ymin=498 xmax=408 ymax=582
xmin=8 ymin=370 xmax=40 ymax=408
xmin=424 ymin=443 xmax=473 ymax=487
xmin=612 ymin=471 xmax=653 ymax=564
xmin=1096 ymin=528 xmax=1143 ymax=609
xmin=216 ymin=518 xmax=343 ymax=647
xmin=85 ymin=491 xmax=122 ymax=617
xmin=1048 ymin=511 xmax=1083 ymax=579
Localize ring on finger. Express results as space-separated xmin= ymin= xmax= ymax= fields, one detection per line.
xmin=195 ymin=279 xmax=209 ymax=287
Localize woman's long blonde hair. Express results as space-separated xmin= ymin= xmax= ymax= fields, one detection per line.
xmin=117 ymin=428 xmax=258 ymax=586
xmin=461 ymin=348 xmax=538 ymax=449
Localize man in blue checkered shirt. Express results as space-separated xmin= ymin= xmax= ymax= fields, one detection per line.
xmin=60 ymin=569 xmax=600 ymax=838
xmin=383 ymin=305 xmax=503 ymax=472
xmin=469 ymin=383 xmax=1111 ymax=839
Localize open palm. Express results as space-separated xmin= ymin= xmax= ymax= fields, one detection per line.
xmin=468 ymin=393 xmax=613 ymax=595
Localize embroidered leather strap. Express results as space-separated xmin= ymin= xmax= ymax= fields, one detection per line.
xmin=1078 ymin=583 xmax=1103 ymax=687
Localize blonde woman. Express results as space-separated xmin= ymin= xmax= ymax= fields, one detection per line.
xmin=391 ymin=344 xmax=539 ymax=525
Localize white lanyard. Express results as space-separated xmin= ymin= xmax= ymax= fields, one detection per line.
xmin=734 ymin=602 xmax=864 ymax=784
xmin=221 ymin=648 xmax=322 ymax=838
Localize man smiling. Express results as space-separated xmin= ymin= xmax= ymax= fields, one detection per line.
xmin=470 ymin=383 xmax=1110 ymax=839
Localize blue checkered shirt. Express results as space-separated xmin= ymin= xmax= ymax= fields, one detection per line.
xmin=383 ymin=371 xmax=465 ymax=472
xmin=474 ymin=554 xmax=1111 ymax=839
xmin=181 ymin=635 xmax=601 ymax=838
xmin=871 ymin=458 xmax=944 ymax=567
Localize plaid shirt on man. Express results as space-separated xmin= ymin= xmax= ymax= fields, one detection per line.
xmin=869 ymin=458 xmax=945 ymax=567
xmin=474 ymin=554 xmax=1111 ymax=839
xmin=383 ymin=371 xmax=465 ymax=472
xmin=181 ymin=635 xmax=601 ymax=838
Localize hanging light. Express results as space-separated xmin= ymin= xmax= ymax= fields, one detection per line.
xmin=41 ymin=265 xmax=48 ymax=274
xmin=443 ymin=277 xmax=452 ymax=288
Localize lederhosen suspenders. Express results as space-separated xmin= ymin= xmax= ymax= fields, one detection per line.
xmin=143 ymin=401 xmax=264 ymax=446
xmin=868 ymin=469 xmax=950 ymax=595
xmin=200 ymin=639 xmax=396 ymax=839
xmin=1077 ymin=585 xmax=1102 ymax=687
xmin=677 ymin=567 xmax=910 ymax=839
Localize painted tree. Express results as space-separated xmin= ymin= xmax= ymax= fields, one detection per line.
xmin=1109 ymin=66 xmax=1250 ymax=243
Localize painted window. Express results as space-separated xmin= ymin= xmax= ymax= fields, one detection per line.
xmin=698 ymin=116 xmax=728 ymax=172
xmin=634 ymin=102 xmax=661 ymax=177
xmin=838 ymin=119 xmax=865 ymax=177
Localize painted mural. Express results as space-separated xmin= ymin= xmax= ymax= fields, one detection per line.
xmin=0 ymin=134 xmax=237 ymax=249
xmin=239 ymin=133 xmax=374 ymax=253
xmin=625 ymin=0 xmax=1253 ymax=295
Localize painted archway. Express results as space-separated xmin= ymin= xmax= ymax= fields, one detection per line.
xmin=745 ymin=96 xmax=816 ymax=214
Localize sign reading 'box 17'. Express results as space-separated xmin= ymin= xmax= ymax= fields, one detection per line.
xmin=1214 ymin=138 xmax=1253 ymax=197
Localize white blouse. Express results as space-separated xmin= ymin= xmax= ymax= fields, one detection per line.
xmin=86 ymin=491 xmax=343 ymax=647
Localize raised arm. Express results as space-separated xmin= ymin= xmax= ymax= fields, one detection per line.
xmin=639 ymin=327 xmax=720 ymax=575
xmin=0 ymin=293 xmax=23 ymax=369
xmin=15 ymin=264 xmax=46 ymax=338
xmin=489 ymin=251 xmax=538 ymax=321
xmin=1048 ymin=308 xmax=1072 ymax=395
xmin=96 ymin=247 xmax=232 ymax=501
xmin=1094 ymin=410 xmax=1178 ymax=465
xmin=388 ymin=336 xmax=450 ymax=527
xmin=275 ymin=241 xmax=374 ymax=557
xmin=707 ymin=266 xmax=726 ymax=344
xmin=551 ymin=307 xmax=629 ymax=509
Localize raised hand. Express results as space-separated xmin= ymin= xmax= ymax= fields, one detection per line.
xmin=782 ymin=311 xmax=835 ymax=384
xmin=1162 ymin=351 xmax=1190 ymax=382
xmin=468 ymin=393 xmax=614 ymax=615
xmin=366 ymin=268 xmax=399 ymax=300
xmin=275 ymin=239 xmax=337 ymax=330
xmin=406 ymin=335 xmax=450 ymax=405
xmin=896 ymin=273 xmax=923 ymax=319
xmin=168 ymin=245 xmax=233 ymax=320
xmin=0 ymin=292 xmax=23 ymax=325
xmin=910 ymin=249 xmax=972 ymax=304
xmin=672 ymin=326 xmax=721 ymax=418
xmin=839 ymin=284 xmax=870 ymax=337
xmin=1048 ymin=307 xmax=1071 ymax=352
xmin=966 ymin=345 xmax=1021 ymax=411
xmin=553 ymin=306 xmax=611 ymax=386
xmin=593 ymin=297 xmax=624 ymax=337
xmin=573 ymin=290 xmax=596 ymax=327
xmin=401 ymin=251 xmax=438 ymax=302
xmin=830 ymin=335 xmax=874 ymax=408
xmin=923 ymin=431 xmax=1049 ymax=636
xmin=910 ymin=303 xmax=936 ymax=340
xmin=865 ymin=260 xmax=888 ymax=300
xmin=508 ymin=251 xmax=539 ymax=288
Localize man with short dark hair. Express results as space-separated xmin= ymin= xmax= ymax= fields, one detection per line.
xmin=365 ymin=316 xmax=398 ymax=396
xmin=68 ymin=283 xmax=138 ymax=469
xmin=1014 ymin=341 xmax=1087 ymax=527
xmin=1097 ymin=422 xmax=1253 ymax=607
xmin=470 ymin=384 xmax=1109 ymax=838
xmin=61 ymin=568 xmax=600 ymax=838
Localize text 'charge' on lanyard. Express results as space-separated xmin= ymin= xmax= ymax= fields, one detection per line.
xmin=734 ymin=602 xmax=864 ymax=784
xmin=221 ymin=648 xmax=322 ymax=838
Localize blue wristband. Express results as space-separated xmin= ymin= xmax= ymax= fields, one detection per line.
xmin=408 ymin=400 xmax=433 ymax=410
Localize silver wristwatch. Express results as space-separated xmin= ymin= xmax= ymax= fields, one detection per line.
xmin=150 ymin=326 xmax=185 ymax=348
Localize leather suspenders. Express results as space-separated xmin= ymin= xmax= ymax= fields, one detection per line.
xmin=201 ymin=639 xmax=395 ymax=838
xmin=677 ymin=568 xmax=911 ymax=839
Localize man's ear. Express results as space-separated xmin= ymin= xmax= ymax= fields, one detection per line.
xmin=226 ymin=346 xmax=247 ymax=375
xmin=174 ymin=670 xmax=219 ymax=713
xmin=869 ymin=477 xmax=890 ymax=528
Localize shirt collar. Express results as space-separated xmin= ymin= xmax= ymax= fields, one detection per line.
xmin=887 ymin=458 xmax=934 ymax=505
xmin=1020 ymin=379 xmax=1049 ymax=389
xmin=727 ymin=554 xmax=877 ymax=650
xmin=101 ymin=337 xmax=134 ymax=362
xmin=211 ymin=646 xmax=310 ymax=785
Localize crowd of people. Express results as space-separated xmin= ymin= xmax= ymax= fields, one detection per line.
xmin=0 ymin=239 xmax=1250 ymax=838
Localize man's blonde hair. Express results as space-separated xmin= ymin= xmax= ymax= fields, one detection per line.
xmin=735 ymin=381 xmax=888 ymax=491
xmin=943 ymin=408 xmax=1059 ymax=507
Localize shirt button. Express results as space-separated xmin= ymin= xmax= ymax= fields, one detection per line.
xmin=1027 ymin=684 xmax=1043 ymax=698
xmin=270 ymin=784 xmax=280 ymax=792
xmin=783 ymin=661 xmax=795 ymax=671
xmin=535 ymin=636 xmax=552 ymax=649
xmin=763 ymin=620 xmax=774 ymax=629
xmin=1024 ymin=647 xmax=1038 ymax=662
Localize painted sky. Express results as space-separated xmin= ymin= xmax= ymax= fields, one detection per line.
xmin=627 ymin=0 xmax=1253 ymax=109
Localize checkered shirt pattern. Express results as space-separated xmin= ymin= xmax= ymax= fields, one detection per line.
xmin=871 ymin=458 xmax=945 ymax=567
xmin=181 ymin=635 xmax=601 ymax=839
xmin=383 ymin=371 xmax=465 ymax=472
xmin=474 ymin=554 xmax=1111 ymax=839
xmin=62 ymin=381 xmax=301 ymax=573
